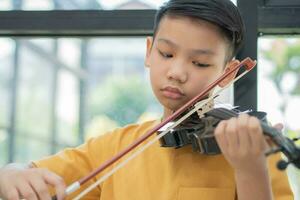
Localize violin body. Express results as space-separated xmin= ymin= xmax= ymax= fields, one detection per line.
xmin=158 ymin=107 xmax=300 ymax=170
xmin=158 ymin=107 xmax=266 ymax=155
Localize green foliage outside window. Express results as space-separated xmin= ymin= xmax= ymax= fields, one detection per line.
xmin=89 ymin=75 xmax=158 ymax=127
xmin=261 ymin=38 xmax=300 ymax=197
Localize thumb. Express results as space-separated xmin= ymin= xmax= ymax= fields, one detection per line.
xmin=273 ymin=123 xmax=284 ymax=131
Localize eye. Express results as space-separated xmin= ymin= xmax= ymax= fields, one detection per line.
xmin=192 ymin=61 xmax=211 ymax=68
xmin=159 ymin=50 xmax=173 ymax=58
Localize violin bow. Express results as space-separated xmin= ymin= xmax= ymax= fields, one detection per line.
xmin=52 ymin=57 xmax=256 ymax=200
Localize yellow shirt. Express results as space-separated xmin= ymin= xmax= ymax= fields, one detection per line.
xmin=34 ymin=120 xmax=293 ymax=200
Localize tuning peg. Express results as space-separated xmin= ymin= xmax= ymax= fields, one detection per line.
xmin=292 ymin=137 xmax=300 ymax=142
xmin=277 ymin=160 xmax=291 ymax=170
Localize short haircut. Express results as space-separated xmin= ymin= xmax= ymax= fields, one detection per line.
xmin=153 ymin=0 xmax=245 ymax=62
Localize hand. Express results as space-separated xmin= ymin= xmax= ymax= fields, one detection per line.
xmin=273 ymin=123 xmax=283 ymax=131
xmin=265 ymin=123 xmax=284 ymax=148
xmin=214 ymin=114 xmax=269 ymax=174
xmin=0 ymin=163 xmax=66 ymax=200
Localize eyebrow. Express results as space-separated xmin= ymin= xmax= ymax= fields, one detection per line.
xmin=157 ymin=38 xmax=179 ymax=48
xmin=157 ymin=38 xmax=215 ymax=56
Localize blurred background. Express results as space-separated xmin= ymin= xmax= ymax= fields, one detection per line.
xmin=0 ymin=0 xmax=299 ymax=199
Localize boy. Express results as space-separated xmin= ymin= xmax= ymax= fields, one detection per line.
xmin=0 ymin=0 xmax=293 ymax=199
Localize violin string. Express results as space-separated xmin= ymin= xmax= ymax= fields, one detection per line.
xmin=213 ymin=100 xmax=235 ymax=109
xmin=73 ymin=97 xmax=215 ymax=200
xmin=73 ymin=62 xmax=253 ymax=199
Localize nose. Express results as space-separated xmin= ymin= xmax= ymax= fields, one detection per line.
xmin=166 ymin=59 xmax=188 ymax=83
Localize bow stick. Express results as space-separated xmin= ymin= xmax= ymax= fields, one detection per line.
xmin=52 ymin=57 xmax=256 ymax=200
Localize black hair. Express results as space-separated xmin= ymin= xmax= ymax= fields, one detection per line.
xmin=153 ymin=0 xmax=245 ymax=61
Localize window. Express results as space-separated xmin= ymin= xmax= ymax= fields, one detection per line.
xmin=258 ymin=37 xmax=300 ymax=197
xmin=0 ymin=0 xmax=236 ymax=10
xmin=1 ymin=37 xmax=161 ymax=162
xmin=0 ymin=129 xmax=8 ymax=165
xmin=0 ymin=0 xmax=167 ymax=10
xmin=0 ymin=38 xmax=11 ymax=129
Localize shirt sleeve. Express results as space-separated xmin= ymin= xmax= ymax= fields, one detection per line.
xmin=32 ymin=121 xmax=155 ymax=200
xmin=32 ymin=136 xmax=106 ymax=200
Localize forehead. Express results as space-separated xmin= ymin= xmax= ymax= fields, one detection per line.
xmin=154 ymin=16 xmax=228 ymax=58
xmin=156 ymin=15 xmax=226 ymax=43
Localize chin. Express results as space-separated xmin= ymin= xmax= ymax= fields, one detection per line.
xmin=156 ymin=93 xmax=188 ymax=112
xmin=163 ymin=100 xmax=185 ymax=112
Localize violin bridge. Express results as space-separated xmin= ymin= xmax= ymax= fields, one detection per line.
xmin=195 ymin=98 xmax=214 ymax=118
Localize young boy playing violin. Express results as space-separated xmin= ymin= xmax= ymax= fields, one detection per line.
xmin=0 ymin=0 xmax=294 ymax=199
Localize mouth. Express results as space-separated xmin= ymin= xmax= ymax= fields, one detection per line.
xmin=161 ymin=86 xmax=185 ymax=100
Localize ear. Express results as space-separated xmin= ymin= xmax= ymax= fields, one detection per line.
xmin=144 ymin=37 xmax=153 ymax=68
xmin=218 ymin=59 xmax=240 ymax=87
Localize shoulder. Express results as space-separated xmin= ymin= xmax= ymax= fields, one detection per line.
xmin=93 ymin=119 xmax=159 ymax=145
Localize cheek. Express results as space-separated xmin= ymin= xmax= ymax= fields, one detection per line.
xmin=149 ymin=65 xmax=162 ymax=89
xmin=189 ymin=79 xmax=208 ymax=96
xmin=188 ymin=70 xmax=223 ymax=94
xmin=149 ymin=56 xmax=168 ymax=78
xmin=149 ymin=70 xmax=156 ymax=86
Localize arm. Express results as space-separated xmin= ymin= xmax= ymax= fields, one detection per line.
xmin=234 ymin=165 xmax=273 ymax=200
xmin=214 ymin=114 xmax=273 ymax=200
xmin=0 ymin=136 xmax=104 ymax=200
xmin=32 ymin=141 xmax=103 ymax=199
xmin=0 ymin=163 xmax=66 ymax=200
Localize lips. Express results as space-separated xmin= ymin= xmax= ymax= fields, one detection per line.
xmin=161 ymin=86 xmax=185 ymax=100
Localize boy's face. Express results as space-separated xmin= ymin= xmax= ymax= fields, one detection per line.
xmin=145 ymin=16 xmax=238 ymax=115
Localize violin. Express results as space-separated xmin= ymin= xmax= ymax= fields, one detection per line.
xmin=158 ymin=106 xmax=300 ymax=170
xmin=52 ymin=57 xmax=300 ymax=199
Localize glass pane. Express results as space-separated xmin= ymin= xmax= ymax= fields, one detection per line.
xmin=100 ymin=0 xmax=166 ymax=10
xmin=16 ymin=39 xmax=53 ymax=139
xmin=0 ymin=0 xmax=12 ymax=10
xmin=23 ymin=0 xmax=53 ymax=10
xmin=15 ymin=134 xmax=51 ymax=162
xmin=4 ymin=37 xmax=174 ymax=161
xmin=57 ymin=39 xmax=82 ymax=69
xmin=0 ymin=38 xmax=14 ymax=128
xmin=0 ymin=0 xmax=236 ymax=10
xmin=56 ymin=70 xmax=79 ymax=146
xmin=85 ymin=37 xmax=161 ymax=138
xmin=0 ymin=129 xmax=8 ymax=165
xmin=258 ymin=37 xmax=300 ymax=129
xmin=258 ymin=36 xmax=300 ymax=199
xmin=2 ymin=0 xmax=161 ymax=10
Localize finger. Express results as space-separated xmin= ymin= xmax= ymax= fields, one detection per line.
xmin=273 ymin=123 xmax=284 ymax=131
xmin=237 ymin=114 xmax=251 ymax=150
xmin=41 ymin=169 xmax=66 ymax=200
xmin=214 ymin=121 xmax=228 ymax=153
xmin=225 ymin=117 xmax=239 ymax=150
xmin=29 ymin=177 xmax=52 ymax=200
xmin=248 ymin=116 xmax=265 ymax=151
xmin=267 ymin=123 xmax=284 ymax=148
xmin=265 ymin=136 xmax=275 ymax=148
xmin=17 ymin=180 xmax=38 ymax=200
xmin=2 ymin=187 xmax=19 ymax=200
